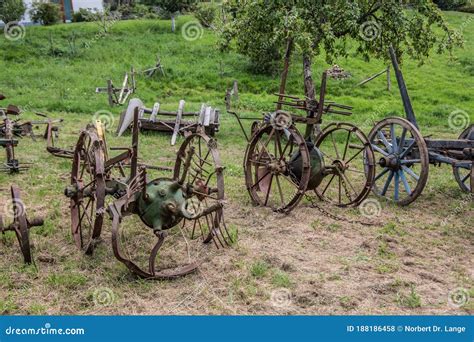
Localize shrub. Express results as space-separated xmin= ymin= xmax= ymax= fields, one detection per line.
xmin=117 ymin=3 xmax=150 ymax=19
xmin=194 ymin=2 xmax=217 ymax=28
xmin=0 ymin=0 xmax=26 ymax=23
xmin=30 ymin=2 xmax=61 ymax=25
xmin=433 ymin=0 xmax=468 ymax=10
xmin=71 ymin=8 xmax=95 ymax=22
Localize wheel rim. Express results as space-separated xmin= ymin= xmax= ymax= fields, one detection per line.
xmin=314 ymin=123 xmax=375 ymax=207
xmin=70 ymin=128 xmax=106 ymax=254
xmin=244 ymin=124 xmax=310 ymax=213
xmin=174 ymin=132 xmax=230 ymax=246
xmin=453 ymin=125 xmax=473 ymax=193
xmin=10 ymin=185 xmax=31 ymax=264
xmin=368 ymin=117 xmax=429 ymax=205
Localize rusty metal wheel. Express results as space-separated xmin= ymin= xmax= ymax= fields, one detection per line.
xmin=69 ymin=126 xmax=107 ymax=255
xmin=453 ymin=125 xmax=473 ymax=193
xmin=0 ymin=185 xmax=43 ymax=264
xmin=174 ymin=132 xmax=229 ymax=245
xmin=314 ymin=123 xmax=375 ymax=207
xmin=109 ymin=132 xmax=230 ymax=279
xmin=368 ymin=117 xmax=429 ymax=205
xmin=244 ymin=124 xmax=310 ymax=213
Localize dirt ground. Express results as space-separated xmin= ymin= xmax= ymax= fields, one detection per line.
xmin=1 ymin=161 xmax=472 ymax=315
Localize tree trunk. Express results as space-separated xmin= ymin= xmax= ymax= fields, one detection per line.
xmin=276 ymin=38 xmax=294 ymax=110
xmin=171 ymin=15 xmax=176 ymax=32
xmin=303 ymin=54 xmax=321 ymax=140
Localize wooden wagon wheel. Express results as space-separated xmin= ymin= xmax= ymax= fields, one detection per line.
xmin=368 ymin=117 xmax=429 ymax=205
xmin=314 ymin=122 xmax=375 ymax=207
xmin=453 ymin=125 xmax=473 ymax=193
xmin=244 ymin=123 xmax=310 ymax=213
xmin=69 ymin=126 xmax=107 ymax=255
xmin=0 ymin=185 xmax=43 ymax=264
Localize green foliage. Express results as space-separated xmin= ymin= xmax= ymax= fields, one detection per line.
xmin=153 ymin=0 xmax=196 ymax=14
xmin=30 ymin=2 xmax=61 ymax=26
xmin=72 ymin=8 xmax=95 ymax=23
xmin=434 ymin=0 xmax=468 ymax=10
xmin=396 ymin=286 xmax=422 ymax=308
xmin=117 ymin=3 xmax=151 ymax=19
xmin=0 ymin=0 xmax=25 ymax=23
xmin=194 ymin=1 xmax=218 ymax=28
xmin=250 ymin=261 xmax=269 ymax=278
xmin=218 ymin=0 xmax=463 ymax=74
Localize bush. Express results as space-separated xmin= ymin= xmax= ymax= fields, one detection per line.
xmin=0 ymin=0 xmax=26 ymax=23
xmin=71 ymin=8 xmax=95 ymax=22
xmin=116 ymin=3 xmax=150 ymax=19
xmin=194 ymin=2 xmax=217 ymax=28
xmin=30 ymin=2 xmax=61 ymax=25
xmin=433 ymin=0 xmax=468 ymax=10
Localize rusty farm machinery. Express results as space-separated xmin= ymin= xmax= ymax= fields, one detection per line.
xmin=0 ymin=185 xmax=44 ymax=264
xmin=226 ymin=52 xmax=376 ymax=213
xmin=366 ymin=47 xmax=473 ymax=205
xmin=64 ymin=108 xmax=231 ymax=279
xmin=117 ymin=98 xmax=220 ymax=145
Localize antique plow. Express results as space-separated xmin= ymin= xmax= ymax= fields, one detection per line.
xmin=0 ymin=185 xmax=44 ymax=264
xmin=117 ymin=98 xmax=220 ymax=145
xmin=64 ymin=108 xmax=230 ymax=279
xmin=227 ymin=48 xmax=375 ymax=213
xmin=96 ymin=69 xmax=136 ymax=107
xmin=367 ymin=46 xmax=474 ymax=205
xmin=0 ymin=99 xmax=30 ymax=173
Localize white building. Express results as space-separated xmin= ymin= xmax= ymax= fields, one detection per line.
xmin=20 ymin=0 xmax=104 ymax=23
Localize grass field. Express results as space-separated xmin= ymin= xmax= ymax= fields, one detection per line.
xmin=0 ymin=12 xmax=473 ymax=315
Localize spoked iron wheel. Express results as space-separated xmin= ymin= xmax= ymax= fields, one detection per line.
xmin=244 ymin=124 xmax=310 ymax=213
xmin=174 ymin=132 xmax=230 ymax=247
xmin=69 ymin=127 xmax=107 ymax=255
xmin=110 ymin=132 xmax=230 ymax=279
xmin=314 ymin=123 xmax=375 ymax=207
xmin=453 ymin=125 xmax=473 ymax=193
xmin=0 ymin=185 xmax=43 ymax=264
xmin=368 ymin=117 xmax=429 ymax=205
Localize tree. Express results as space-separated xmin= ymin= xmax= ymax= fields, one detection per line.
xmin=154 ymin=0 xmax=196 ymax=32
xmin=0 ymin=0 xmax=26 ymax=24
xmin=218 ymin=0 xmax=463 ymax=74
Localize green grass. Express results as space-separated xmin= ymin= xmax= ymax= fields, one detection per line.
xmin=0 ymin=12 xmax=472 ymax=315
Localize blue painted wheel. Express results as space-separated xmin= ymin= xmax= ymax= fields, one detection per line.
xmin=368 ymin=117 xmax=429 ymax=206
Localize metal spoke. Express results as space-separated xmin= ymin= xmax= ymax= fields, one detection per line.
xmin=264 ymin=174 xmax=274 ymax=206
xmin=342 ymin=131 xmax=351 ymax=160
xmin=331 ymin=132 xmax=341 ymax=160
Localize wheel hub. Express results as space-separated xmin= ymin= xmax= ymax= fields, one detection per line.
xmin=379 ymin=154 xmax=400 ymax=171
